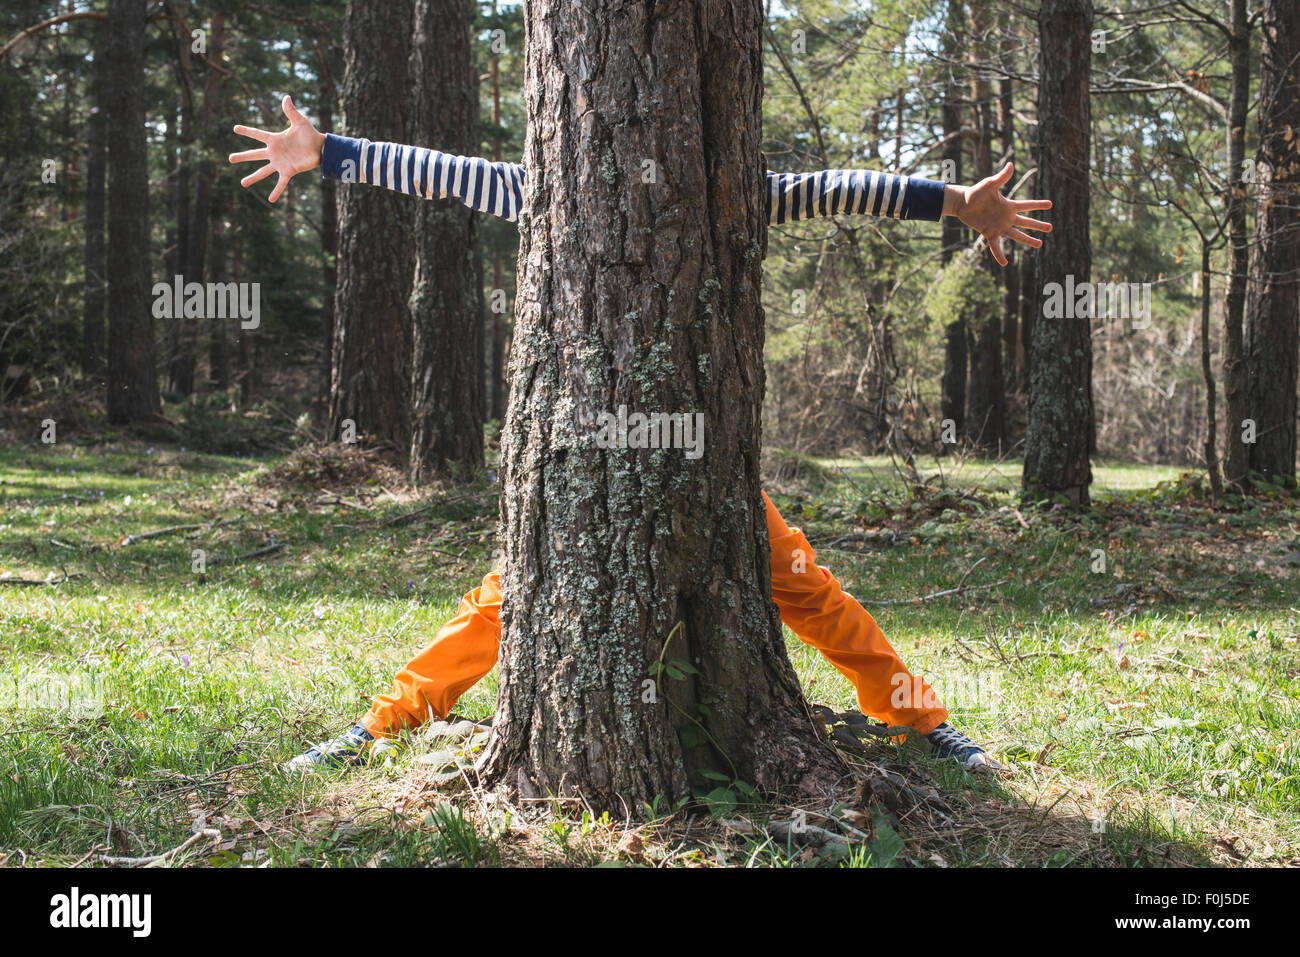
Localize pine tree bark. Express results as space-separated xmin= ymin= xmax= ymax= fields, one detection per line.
xmin=181 ymin=10 xmax=224 ymax=396
xmin=939 ymin=0 xmax=967 ymax=443
xmin=319 ymin=79 xmax=338 ymax=417
xmin=1019 ymin=236 xmax=1036 ymax=383
xmin=998 ymin=17 xmax=1020 ymax=396
xmin=1023 ymin=0 xmax=1092 ymax=506
xmin=489 ymin=0 xmax=507 ymax=424
xmin=408 ymin=0 xmax=484 ymax=480
xmin=168 ymin=19 xmax=197 ymax=398
xmin=81 ymin=24 xmax=107 ymax=380
xmin=964 ymin=0 xmax=1005 ymax=452
xmin=479 ymin=0 xmax=842 ymax=811
xmin=1222 ymin=0 xmax=1252 ymax=487
xmin=330 ymin=0 xmax=416 ymax=448
xmin=1244 ymin=0 xmax=1300 ymax=485
xmin=104 ymin=0 xmax=158 ymax=423
xmin=207 ymin=182 xmax=229 ymax=391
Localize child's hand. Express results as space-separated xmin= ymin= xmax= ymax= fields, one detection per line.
xmin=228 ymin=95 xmax=325 ymax=204
xmin=945 ymin=162 xmax=1053 ymax=267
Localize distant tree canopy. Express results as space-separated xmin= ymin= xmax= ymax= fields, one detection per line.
xmin=0 ymin=0 xmax=1296 ymax=492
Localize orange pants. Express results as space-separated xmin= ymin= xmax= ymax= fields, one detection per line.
xmin=361 ymin=491 xmax=947 ymax=737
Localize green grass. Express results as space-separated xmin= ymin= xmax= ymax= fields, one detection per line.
xmin=1 ymin=440 xmax=1296 ymax=867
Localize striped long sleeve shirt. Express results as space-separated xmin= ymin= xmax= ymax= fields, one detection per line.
xmin=320 ymin=133 xmax=947 ymax=225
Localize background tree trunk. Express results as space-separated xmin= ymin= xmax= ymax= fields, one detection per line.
xmin=1022 ymin=0 xmax=1092 ymax=505
xmin=407 ymin=0 xmax=484 ymax=480
xmin=180 ymin=9 xmax=224 ymax=397
xmin=1201 ymin=242 xmax=1225 ymax=499
xmin=480 ymin=0 xmax=841 ymax=811
xmin=998 ymin=14 xmax=1020 ymax=398
xmin=81 ymin=23 xmax=107 ymax=380
xmin=938 ymin=0 xmax=967 ymax=444
xmin=1019 ymin=234 xmax=1037 ymax=384
xmin=318 ymin=76 xmax=338 ymax=419
xmin=168 ymin=11 xmax=197 ymax=398
xmin=1221 ymin=0 xmax=1251 ymax=487
xmin=964 ymin=0 xmax=1005 ymax=453
xmin=207 ymin=12 xmax=231 ymax=393
xmin=104 ymin=0 xmax=158 ymax=423
xmin=329 ymin=0 xmax=415 ymax=448
xmin=1244 ymin=0 xmax=1300 ymax=485
xmin=207 ymin=183 xmax=229 ymax=391
xmin=489 ymin=0 xmax=507 ymax=424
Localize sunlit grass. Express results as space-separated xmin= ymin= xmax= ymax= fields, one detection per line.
xmin=1 ymin=441 xmax=1296 ymax=867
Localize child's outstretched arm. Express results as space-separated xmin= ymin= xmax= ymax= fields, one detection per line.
xmin=318 ymin=133 xmax=523 ymax=222
xmin=231 ymin=96 xmax=1051 ymax=264
xmin=229 ymin=94 xmax=523 ymax=221
xmin=774 ymin=161 xmax=1052 ymax=267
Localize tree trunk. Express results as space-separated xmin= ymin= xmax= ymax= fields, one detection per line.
xmin=180 ymin=9 xmax=224 ymax=396
xmin=964 ymin=0 xmax=1005 ymax=452
xmin=81 ymin=24 xmax=107 ymax=380
xmin=169 ymin=20 xmax=197 ymax=398
xmin=319 ymin=78 xmax=338 ymax=418
xmin=408 ymin=0 xmax=484 ymax=481
xmin=1023 ymin=0 xmax=1092 ymax=506
xmin=479 ymin=0 xmax=842 ymax=811
xmin=207 ymin=182 xmax=229 ymax=391
xmin=1244 ymin=0 xmax=1300 ymax=485
xmin=489 ymin=2 xmax=507 ymax=424
xmin=940 ymin=323 xmax=967 ymax=445
xmin=1019 ymin=238 xmax=1036 ymax=383
xmin=105 ymin=0 xmax=158 ymax=424
xmin=208 ymin=13 xmax=230 ymax=396
xmin=491 ymin=257 xmax=507 ymax=423
xmin=998 ymin=16 xmax=1020 ymax=395
xmin=1019 ymin=24 xmax=1039 ymax=389
xmin=939 ymin=0 xmax=967 ymax=443
xmin=1201 ymin=242 xmax=1224 ymax=500
xmin=1222 ymin=0 xmax=1251 ymax=487
xmin=329 ymin=0 xmax=416 ymax=448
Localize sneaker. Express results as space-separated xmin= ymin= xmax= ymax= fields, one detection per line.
xmin=284 ymin=724 xmax=376 ymax=772
xmin=924 ymin=722 xmax=997 ymax=771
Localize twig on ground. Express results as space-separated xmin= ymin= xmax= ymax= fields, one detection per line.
xmin=97 ymin=828 xmax=221 ymax=866
xmin=316 ymin=494 xmax=371 ymax=511
xmin=721 ymin=816 xmax=850 ymax=849
xmin=1148 ymin=653 xmax=1210 ymax=676
xmin=0 ymin=571 xmax=87 ymax=586
xmin=71 ymin=845 xmax=105 ymax=868
xmin=381 ymin=503 xmax=439 ymax=527
xmin=207 ymin=542 xmax=284 ymax=566
xmin=862 ymin=578 xmax=1009 ymax=606
xmin=956 ymin=556 xmax=988 ymax=591
xmin=119 ymin=524 xmax=204 ymax=546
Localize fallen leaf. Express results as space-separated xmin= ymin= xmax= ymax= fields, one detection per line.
xmin=617 ymin=832 xmax=644 ymax=858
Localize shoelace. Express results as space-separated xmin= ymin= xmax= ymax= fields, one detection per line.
xmin=928 ymin=724 xmax=977 ymax=752
xmin=311 ymin=727 xmax=368 ymax=757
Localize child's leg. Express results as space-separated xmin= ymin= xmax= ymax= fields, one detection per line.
xmin=360 ymin=565 xmax=502 ymax=737
xmin=762 ymin=490 xmax=949 ymax=734
xmin=361 ymin=494 xmax=947 ymax=738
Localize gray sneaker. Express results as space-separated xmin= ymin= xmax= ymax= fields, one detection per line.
xmin=924 ymin=722 xmax=1000 ymax=771
xmin=284 ymin=724 xmax=376 ymax=772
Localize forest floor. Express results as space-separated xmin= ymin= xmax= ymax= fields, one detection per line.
xmin=1 ymin=435 xmax=1297 ymax=868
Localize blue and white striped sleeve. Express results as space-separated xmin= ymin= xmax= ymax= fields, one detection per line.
xmin=321 ymin=133 xmax=526 ymax=223
xmin=765 ymin=169 xmax=946 ymax=225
